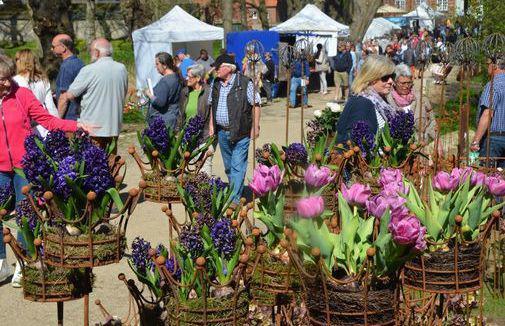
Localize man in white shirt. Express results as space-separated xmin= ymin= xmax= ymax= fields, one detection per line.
xmin=58 ymin=38 xmax=128 ymax=151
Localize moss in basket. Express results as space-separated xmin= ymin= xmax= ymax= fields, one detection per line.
xmin=44 ymin=226 xmax=126 ymax=264
xmin=167 ymin=289 xmax=249 ymax=324
xmin=23 ymin=265 xmax=93 ymax=297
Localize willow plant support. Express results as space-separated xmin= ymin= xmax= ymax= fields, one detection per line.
xmin=285 ymin=240 xmax=398 ymax=326
xmin=279 ymin=44 xmax=295 ymax=145
xmin=23 ymin=182 xmax=145 ymax=269
xmin=128 ymin=145 xmax=212 ymax=203
xmin=242 ymin=228 xmax=302 ymax=325
xmin=2 ymin=226 xmax=93 ymax=326
xmin=402 ymin=212 xmax=500 ymax=325
xmin=153 ymin=254 xmax=250 ymax=326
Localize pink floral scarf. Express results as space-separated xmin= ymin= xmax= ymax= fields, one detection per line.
xmin=391 ymin=89 xmax=416 ymax=108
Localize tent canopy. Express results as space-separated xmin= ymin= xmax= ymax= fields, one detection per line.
xmin=270 ymin=4 xmax=349 ymax=36
xmin=132 ymin=5 xmax=223 ymax=89
xmin=364 ymin=18 xmax=401 ymax=40
xmin=403 ymin=3 xmax=443 ymax=30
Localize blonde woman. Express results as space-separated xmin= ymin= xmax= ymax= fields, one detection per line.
xmin=336 ymin=55 xmax=396 ymax=144
xmin=13 ymin=49 xmax=59 ymax=138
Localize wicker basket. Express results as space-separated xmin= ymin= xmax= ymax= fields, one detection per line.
xmin=22 ymin=266 xmax=93 ymax=302
xmin=166 ymin=288 xmax=249 ymax=325
xmin=43 ymin=228 xmax=126 ymax=268
xmin=403 ymin=241 xmax=483 ymax=294
xmin=247 ymin=247 xmax=301 ymax=307
xmin=143 ymin=173 xmax=181 ymax=203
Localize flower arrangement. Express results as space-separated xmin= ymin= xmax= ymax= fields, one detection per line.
xmin=289 ymin=168 xmax=425 ymax=277
xmin=255 ymin=139 xmax=336 ymax=181
xmin=137 ymin=115 xmax=213 ymax=175
xmin=350 ymin=110 xmax=424 ymax=168
xmin=250 ymin=162 xmax=335 ymax=248
xmin=177 ymin=172 xmax=232 ymax=218
xmin=128 ymin=238 xmax=178 ymax=300
xmin=19 ymin=130 xmax=142 ymax=268
xmin=309 ymin=105 xmax=342 ymax=140
xmin=404 ymin=167 xmax=505 ymax=243
xmin=20 ymin=130 xmax=122 ymax=233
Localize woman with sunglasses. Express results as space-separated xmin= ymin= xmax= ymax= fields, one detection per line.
xmin=336 ymin=55 xmax=396 ymax=144
xmin=387 ymin=64 xmax=437 ymax=142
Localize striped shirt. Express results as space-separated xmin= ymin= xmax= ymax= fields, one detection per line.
xmin=478 ymin=73 xmax=505 ymax=132
xmin=208 ymin=73 xmax=261 ymax=127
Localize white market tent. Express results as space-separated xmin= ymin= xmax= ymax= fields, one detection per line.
xmin=403 ymin=3 xmax=444 ymax=31
xmin=132 ymin=5 xmax=223 ymax=89
xmin=270 ymin=4 xmax=349 ymax=57
xmin=364 ymin=18 xmax=401 ymax=40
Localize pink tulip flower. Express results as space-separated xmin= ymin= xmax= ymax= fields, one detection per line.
xmin=341 ymin=183 xmax=371 ymax=207
xmin=249 ymin=164 xmax=282 ymax=197
xmin=414 ymin=227 xmax=427 ymax=252
xmin=366 ymin=195 xmax=389 ymax=218
xmin=471 ymin=171 xmax=486 ymax=187
xmin=296 ymin=195 xmax=325 ymax=219
xmin=304 ymin=164 xmax=335 ymax=188
xmin=379 ymin=168 xmax=403 ymax=188
xmin=432 ymin=171 xmax=459 ymax=192
xmin=451 ymin=167 xmax=472 ymax=185
xmin=486 ymin=175 xmax=505 ymax=197
xmin=389 ymin=215 xmax=423 ymax=246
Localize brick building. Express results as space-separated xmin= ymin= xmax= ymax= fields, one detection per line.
xmin=381 ymin=0 xmax=465 ymax=16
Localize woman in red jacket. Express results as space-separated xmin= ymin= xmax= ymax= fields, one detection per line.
xmin=0 ymin=54 xmax=92 ymax=286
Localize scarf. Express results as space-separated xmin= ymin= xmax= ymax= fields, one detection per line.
xmin=360 ymin=87 xmax=395 ymax=129
xmin=391 ymin=88 xmax=416 ymax=108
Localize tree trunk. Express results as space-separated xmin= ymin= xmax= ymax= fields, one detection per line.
xmin=85 ymin=0 xmax=96 ymax=43
xmin=25 ymin=0 xmax=74 ymax=81
xmin=222 ymin=0 xmax=233 ymax=47
xmin=348 ymin=0 xmax=382 ymax=43
xmin=240 ymin=0 xmax=248 ymax=30
xmin=258 ymin=0 xmax=269 ymax=30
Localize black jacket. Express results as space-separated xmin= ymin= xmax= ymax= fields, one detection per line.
xmin=336 ymin=96 xmax=378 ymax=144
xmin=210 ymin=73 xmax=253 ymax=144
xmin=331 ymin=51 xmax=353 ymax=73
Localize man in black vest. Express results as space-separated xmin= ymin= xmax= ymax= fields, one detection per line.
xmin=208 ymin=54 xmax=261 ymax=204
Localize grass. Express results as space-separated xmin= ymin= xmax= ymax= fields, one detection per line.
xmin=483 ymin=287 xmax=505 ymax=323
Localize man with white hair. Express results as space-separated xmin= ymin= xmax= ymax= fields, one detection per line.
xmin=208 ymin=54 xmax=261 ymax=205
xmin=58 ymin=38 xmax=128 ymax=151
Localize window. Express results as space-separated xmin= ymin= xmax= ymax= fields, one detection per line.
xmin=395 ymin=0 xmax=406 ymax=9
xmin=437 ymin=0 xmax=448 ymax=11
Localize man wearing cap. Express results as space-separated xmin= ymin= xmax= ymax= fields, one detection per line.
xmin=208 ymin=54 xmax=261 ymax=204
xmin=176 ymin=48 xmax=196 ymax=79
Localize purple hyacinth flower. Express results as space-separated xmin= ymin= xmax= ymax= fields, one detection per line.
xmin=284 ymin=143 xmax=308 ymax=166
xmin=210 ymin=219 xmax=237 ymax=259
xmin=351 ymin=120 xmax=375 ymax=153
xmin=387 ymin=110 xmax=414 ymax=144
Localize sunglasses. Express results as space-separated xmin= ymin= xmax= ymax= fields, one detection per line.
xmin=380 ymin=73 xmax=396 ymax=82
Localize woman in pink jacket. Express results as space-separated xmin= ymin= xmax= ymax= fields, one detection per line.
xmin=0 ymin=54 xmax=92 ymax=285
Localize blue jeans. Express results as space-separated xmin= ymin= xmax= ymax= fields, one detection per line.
xmin=479 ymin=136 xmax=505 ymax=168
xmin=0 ymin=172 xmax=28 ymax=259
xmin=290 ymin=77 xmax=308 ymax=107
xmin=218 ymin=129 xmax=250 ymax=203
xmin=272 ymin=82 xmax=279 ymax=99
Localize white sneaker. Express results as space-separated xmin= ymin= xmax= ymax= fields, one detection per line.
xmin=11 ymin=262 xmax=22 ymax=288
xmin=0 ymin=259 xmax=12 ymax=283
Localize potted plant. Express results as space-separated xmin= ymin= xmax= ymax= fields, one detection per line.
xmin=347 ymin=111 xmax=425 ymax=186
xmin=2 ymin=199 xmax=92 ymax=302
xmin=129 ymin=115 xmax=213 ymax=203
xmin=307 ymin=105 xmax=342 ymax=146
xmin=287 ymin=168 xmax=426 ymax=325
xmin=152 ymin=210 xmax=249 ymax=325
xmin=402 ymin=167 xmax=505 ymax=293
xmin=20 ymin=130 xmax=143 ymax=268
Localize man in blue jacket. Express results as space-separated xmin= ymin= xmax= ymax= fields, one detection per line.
xmin=289 ymin=58 xmax=310 ymax=107
xmin=331 ymin=43 xmax=352 ymax=102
